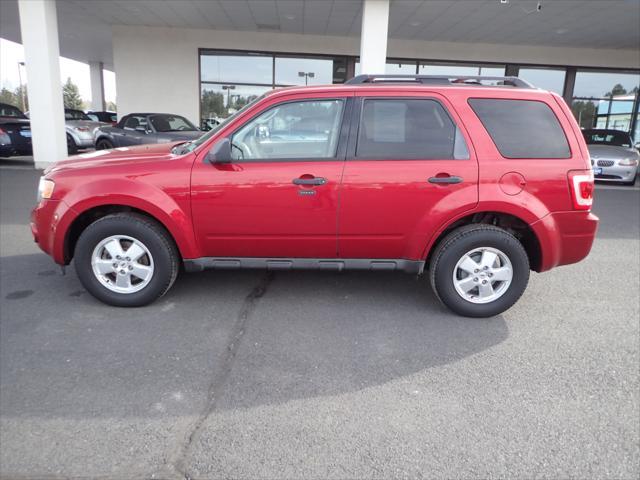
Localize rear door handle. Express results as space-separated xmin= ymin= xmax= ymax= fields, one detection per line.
xmin=293 ymin=177 xmax=327 ymax=186
xmin=428 ymin=175 xmax=463 ymax=185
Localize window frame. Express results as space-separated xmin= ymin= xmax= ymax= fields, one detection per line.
xmin=468 ymin=97 xmax=573 ymax=160
xmin=224 ymin=97 xmax=353 ymax=163
xmin=346 ymin=96 xmax=471 ymax=161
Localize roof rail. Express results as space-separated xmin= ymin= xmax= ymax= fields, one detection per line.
xmin=345 ymin=74 xmax=534 ymax=88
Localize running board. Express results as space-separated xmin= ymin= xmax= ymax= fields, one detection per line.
xmin=183 ymin=257 xmax=425 ymax=274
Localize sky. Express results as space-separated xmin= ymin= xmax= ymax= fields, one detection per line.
xmin=0 ymin=38 xmax=116 ymax=104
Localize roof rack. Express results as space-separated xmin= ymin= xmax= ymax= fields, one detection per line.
xmin=345 ymin=74 xmax=534 ymax=89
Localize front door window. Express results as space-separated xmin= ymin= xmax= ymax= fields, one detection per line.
xmin=230 ymin=99 xmax=345 ymax=161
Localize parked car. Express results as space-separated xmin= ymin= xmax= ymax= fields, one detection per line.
xmin=583 ymin=128 xmax=639 ymax=186
xmin=94 ymin=113 xmax=201 ymax=149
xmin=201 ymin=117 xmax=224 ymax=131
xmin=31 ymin=74 xmax=598 ymax=317
xmin=87 ymin=111 xmax=117 ymax=126
xmin=0 ymin=103 xmax=32 ymax=157
xmin=64 ymin=108 xmax=107 ymax=154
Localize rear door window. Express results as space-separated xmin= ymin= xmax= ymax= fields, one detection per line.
xmin=468 ymin=98 xmax=570 ymax=159
xmin=355 ymin=98 xmax=469 ymax=160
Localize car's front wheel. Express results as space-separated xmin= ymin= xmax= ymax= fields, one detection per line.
xmin=96 ymin=138 xmax=114 ymax=150
xmin=74 ymin=214 xmax=179 ymax=307
xmin=429 ymin=224 xmax=530 ymax=318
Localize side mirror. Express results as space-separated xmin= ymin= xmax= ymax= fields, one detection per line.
xmin=205 ymin=138 xmax=232 ymax=164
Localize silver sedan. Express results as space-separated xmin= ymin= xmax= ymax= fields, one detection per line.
xmin=584 ymin=129 xmax=640 ymax=186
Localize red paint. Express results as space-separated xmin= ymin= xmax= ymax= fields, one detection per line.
xmin=31 ymin=83 xmax=598 ymax=273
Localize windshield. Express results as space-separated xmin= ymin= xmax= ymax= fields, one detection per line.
xmin=0 ymin=104 xmax=27 ymax=118
xmin=583 ymin=129 xmax=633 ymax=147
xmin=149 ymin=114 xmax=197 ymax=132
xmin=65 ymin=109 xmax=91 ymax=121
xmin=175 ymin=94 xmax=267 ymax=155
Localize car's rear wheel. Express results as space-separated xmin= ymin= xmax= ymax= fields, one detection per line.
xmin=96 ymin=138 xmax=114 ymax=150
xmin=66 ymin=134 xmax=78 ymax=154
xmin=74 ymin=214 xmax=179 ymax=307
xmin=429 ymin=224 xmax=530 ymax=318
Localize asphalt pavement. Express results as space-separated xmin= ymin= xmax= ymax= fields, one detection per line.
xmin=0 ymin=164 xmax=638 ymax=479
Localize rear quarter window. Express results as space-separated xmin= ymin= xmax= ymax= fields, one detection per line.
xmin=468 ymin=98 xmax=571 ymax=159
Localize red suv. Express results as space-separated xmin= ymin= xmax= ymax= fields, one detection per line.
xmin=31 ymin=75 xmax=598 ymax=317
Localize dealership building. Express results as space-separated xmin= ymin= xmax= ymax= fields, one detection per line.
xmin=1 ymin=0 xmax=639 ymax=168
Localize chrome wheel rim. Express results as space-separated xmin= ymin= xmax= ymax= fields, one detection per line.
xmin=452 ymin=247 xmax=513 ymax=304
xmin=91 ymin=235 xmax=154 ymax=294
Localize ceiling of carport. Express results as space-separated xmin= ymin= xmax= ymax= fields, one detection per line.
xmin=0 ymin=0 xmax=638 ymax=68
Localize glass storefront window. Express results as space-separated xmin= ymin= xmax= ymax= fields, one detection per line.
xmin=418 ymin=63 xmax=505 ymax=77
xmin=275 ymin=57 xmax=342 ymax=85
xmin=200 ymin=53 xmax=272 ymax=85
xmin=354 ymin=60 xmax=417 ymax=76
xmin=200 ymin=84 xmax=272 ymax=128
xmin=518 ymin=67 xmax=566 ymax=95
xmin=571 ymin=70 xmax=640 ymax=134
xmin=573 ymin=71 xmax=640 ymax=98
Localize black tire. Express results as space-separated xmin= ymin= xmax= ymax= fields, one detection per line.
xmin=429 ymin=224 xmax=530 ymax=318
xmin=96 ymin=138 xmax=114 ymax=150
xmin=66 ymin=134 xmax=78 ymax=155
xmin=74 ymin=214 xmax=180 ymax=307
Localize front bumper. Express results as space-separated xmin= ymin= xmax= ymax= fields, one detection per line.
xmin=69 ymin=131 xmax=95 ymax=148
xmin=593 ymin=163 xmax=638 ymax=182
xmin=31 ymin=199 xmax=75 ymax=264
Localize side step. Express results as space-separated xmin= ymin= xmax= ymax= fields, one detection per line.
xmin=184 ymin=257 xmax=425 ymax=274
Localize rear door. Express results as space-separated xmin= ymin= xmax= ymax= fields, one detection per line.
xmin=191 ymin=93 xmax=352 ymax=258
xmin=337 ymin=92 xmax=479 ymax=260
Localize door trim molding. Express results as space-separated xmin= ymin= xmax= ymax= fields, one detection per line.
xmin=183 ymin=257 xmax=425 ymax=274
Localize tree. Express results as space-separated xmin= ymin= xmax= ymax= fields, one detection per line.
xmin=14 ymin=85 xmax=28 ymax=111
xmin=0 ymin=88 xmax=17 ymax=108
xmin=604 ymin=84 xmax=627 ymax=97
xmin=106 ymin=101 xmax=117 ymax=112
xmin=62 ymin=77 xmax=83 ymax=109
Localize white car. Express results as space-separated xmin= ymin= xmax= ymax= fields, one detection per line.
xmin=64 ymin=108 xmax=107 ymax=153
xmin=584 ymin=129 xmax=640 ymax=186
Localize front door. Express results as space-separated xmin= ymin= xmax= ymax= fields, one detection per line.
xmin=338 ymin=94 xmax=479 ymax=260
xmin=191 ymin=96 xmax=350 ymax=258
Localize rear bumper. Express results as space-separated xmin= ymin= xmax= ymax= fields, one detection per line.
xmin=531 ymin=211 xmax=599 ymax=272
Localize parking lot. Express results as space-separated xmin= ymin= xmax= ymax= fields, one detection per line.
xmin=0 ymin=162 xmax=638 ymax=479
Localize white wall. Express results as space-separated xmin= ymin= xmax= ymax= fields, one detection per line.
xmin=112 ymin=25 xmax=640 ymax=123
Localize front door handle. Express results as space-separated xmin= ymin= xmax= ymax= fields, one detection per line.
xmin=293 ymin=176 xmax=327 ymax=186
xmin=428 ymin=175 xmax=463 ymax=185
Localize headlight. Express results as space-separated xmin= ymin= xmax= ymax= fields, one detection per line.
xmin=619 ymin=158 xmax=639 ymax=166
xmin=37 ymin=177 xmax=55 ymax=201
xmin=74 ymin=126 xmax=90 ymax=132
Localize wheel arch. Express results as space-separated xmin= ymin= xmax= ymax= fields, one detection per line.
xmin=61 ymin=197 xmax=199 ymax=265
xmin=424 ymin=210 xmax=543 ymax=272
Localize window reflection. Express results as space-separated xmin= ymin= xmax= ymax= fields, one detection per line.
xmin=200 ymin=54 xmax=272 ymax=84
xmin=571 ymin=70 xmax=640 ymax=134
xmin=200 ymin=84 xmax=271 ymax=129
xmin=518 ymin=67 xmax=566 ymax=95
xmin=275 ymin=57 xmax=345 ymax=85
xmin=418 ymin=63 xmax=505 ymax=77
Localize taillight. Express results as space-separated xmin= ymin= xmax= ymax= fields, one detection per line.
xmin=0 ymin=127 xmax=5 ymax=134
xmin=568 ymin=170 xmax=594 ymax=211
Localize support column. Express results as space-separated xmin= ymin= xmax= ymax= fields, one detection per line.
xmin=89 ymin=61 xmax=106 ymax=111
xmin=359 ymin=0 xmax=390 ymax=75
xmin=18 ymin=0 xmax=67 ymax=168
